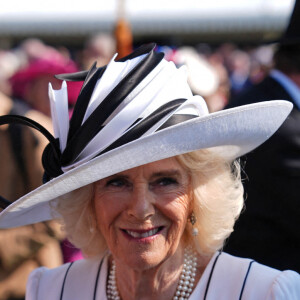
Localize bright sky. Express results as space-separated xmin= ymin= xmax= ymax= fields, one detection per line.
xmin=0 ymin=0 xmax=295 ymax=19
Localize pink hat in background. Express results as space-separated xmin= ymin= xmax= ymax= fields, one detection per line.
xmin=10 ymin=54 xmax=83 ymax=107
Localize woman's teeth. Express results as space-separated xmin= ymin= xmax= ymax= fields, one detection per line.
xmin=125 ymin=228 xmax=159 ymax=238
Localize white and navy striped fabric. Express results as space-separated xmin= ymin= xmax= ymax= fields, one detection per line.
xmin=26 ymin=252 xmax=300 ymax=300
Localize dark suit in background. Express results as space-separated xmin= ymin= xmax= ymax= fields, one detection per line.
xmin=224 ymin=0 xmax=300 ymax=273
xmin=224 ymin=74 xmax=300 ymax=273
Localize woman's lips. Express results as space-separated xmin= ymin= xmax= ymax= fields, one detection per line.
xmin=121 ymin=226 xmax=164 ymax=239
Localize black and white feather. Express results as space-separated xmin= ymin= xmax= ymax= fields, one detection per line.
xmin=44 ymin=43 xmax=208 ymax=178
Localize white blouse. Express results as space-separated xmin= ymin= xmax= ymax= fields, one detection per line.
xmin=26 ymin=252 xmax=300 ymax=300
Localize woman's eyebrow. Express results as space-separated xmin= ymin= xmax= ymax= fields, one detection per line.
xmin=150 ymin=170 xmax=182 ymax=179
xmin=107 ymin=174 xmax=129 ymax=180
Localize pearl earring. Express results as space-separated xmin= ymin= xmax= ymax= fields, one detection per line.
xmin=88 ymin=215 xmax=95 ymax=233
xmin=189 ymin=212 xmax=199 ymax=236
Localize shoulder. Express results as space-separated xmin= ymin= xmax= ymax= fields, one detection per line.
xmin=227 ymin=76 xmax=290 ymax=108
xmin=244 ymin=260 xmax=300 ymax=300
xmin=26 ymin=256 xmax=108 ymax=300
xmin=266 ymin=270 xmax=300 ymax=299
xmin=198 ymin=252 xmax=300 ymax=300
xmin=220 ymin=253 xmax=300 ymax=300
xmin=26 ymin=263 xmax=71 ymax=300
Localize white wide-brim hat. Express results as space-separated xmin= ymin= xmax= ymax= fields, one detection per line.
xmin=0 ymin=44 xmax=293 ymax=228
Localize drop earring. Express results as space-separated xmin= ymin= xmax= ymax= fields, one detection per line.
xmin=189 ymin=212 xmax=198 ymax=236
xmin=88 ymin=215 xmax=95 ymax=233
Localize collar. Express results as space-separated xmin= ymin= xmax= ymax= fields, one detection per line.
xmin=270 ymin=69 xmax=300 ymax=109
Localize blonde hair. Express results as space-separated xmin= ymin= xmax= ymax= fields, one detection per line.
xmin=54 ymin=149 xmax=243 ymax=257
xmin=175 ymin=150 xmax=243 ymax=255
xmin=53 ymin=185 xmax=106 ymax=257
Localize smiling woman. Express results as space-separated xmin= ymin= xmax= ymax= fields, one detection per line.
xmin=0 ymin=43 xmax=299 ymax=299
xmin=53 ymin=151 xmax=241 ymax=299
xmin=55 ymin=150 xmax=242 ymax=261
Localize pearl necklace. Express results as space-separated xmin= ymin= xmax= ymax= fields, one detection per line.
xmin=106 ymin=246 xmax=197 ymax=300
xmin=107 ymin=259 xmax=120 ymax=300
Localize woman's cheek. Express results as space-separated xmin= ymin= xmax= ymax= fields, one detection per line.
xmin=159 ymin=190 xmax=191 ymax=214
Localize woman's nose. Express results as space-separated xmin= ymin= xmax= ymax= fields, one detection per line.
xmin=127 ymin=185 xmax=155 ymax=220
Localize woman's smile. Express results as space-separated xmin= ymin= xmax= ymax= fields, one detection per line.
xmin=121 ymin=226 xmax=165 ymax=241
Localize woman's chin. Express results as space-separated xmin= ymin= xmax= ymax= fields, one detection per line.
xmin=117 ymin=251 xmax=168 ymax=271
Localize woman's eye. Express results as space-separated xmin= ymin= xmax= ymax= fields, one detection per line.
xmin=106 ymin=178 xmax=127 ymax=188
xmin=155 ymin=177 xmax=178 ymax=186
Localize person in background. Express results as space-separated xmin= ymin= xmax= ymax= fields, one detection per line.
xmin=0 ymin=92 xmax=64 ymax=300
xmin=0 ymin=41 xmax=84 ymax=299
xmin=10 ymin=51 xmax=82 ymax=117
xmin=80 ymin=33 xmax=116 ymax=70
xmin=0 ymin=50 xmax=20 ymax=98
xmin=227 ymin=49 xmax=252 ymax=97
xmin=224 ymin=0 xmax=300 ymax=273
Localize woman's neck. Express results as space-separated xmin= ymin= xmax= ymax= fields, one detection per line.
xmin=113 ymin=246 xmax=183 ymax=300
xmin=109 ymin=246 xmax=208 ymax=300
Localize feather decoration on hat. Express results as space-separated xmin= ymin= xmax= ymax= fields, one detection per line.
xmin=44 ymin=43 xmax=208 ymax=178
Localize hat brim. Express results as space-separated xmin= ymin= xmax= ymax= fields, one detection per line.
xmin=0 ymin=100 xmax=292 ymax=228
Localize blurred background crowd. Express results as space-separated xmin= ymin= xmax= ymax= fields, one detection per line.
xmin=0 ymin=0 xmax=299 ymax=299
xmin=0 ymin=35 xmax=275 ymax=113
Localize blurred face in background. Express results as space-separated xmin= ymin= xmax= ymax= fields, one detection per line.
xmin=25 ymin=75 xmax=62 ymax=116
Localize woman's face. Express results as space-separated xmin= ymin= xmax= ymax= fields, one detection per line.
xmin=93 ymin=157 xmax=191 ymax=270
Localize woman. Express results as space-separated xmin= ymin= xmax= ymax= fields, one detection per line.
xmin=0 ymin=44 xmax=299 ymax=299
